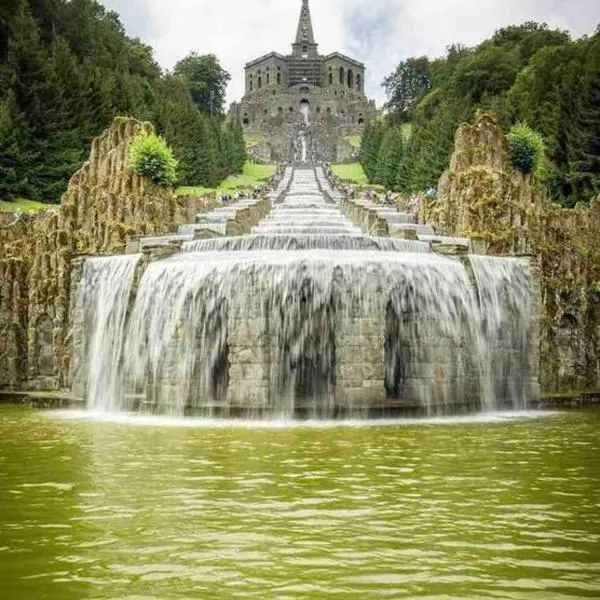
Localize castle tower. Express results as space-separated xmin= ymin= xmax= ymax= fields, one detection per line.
xmin=292 ymin=0 xmax=318 ymax=58
xmin=230 ymin=0 xmax=375 ymax=162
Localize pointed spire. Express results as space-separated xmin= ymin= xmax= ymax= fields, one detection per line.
xmin=295 ymin=0 xmax=316 ymax=46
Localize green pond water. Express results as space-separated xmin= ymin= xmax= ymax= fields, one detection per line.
xmin=1 ymin=407 xmax=599 ymax=600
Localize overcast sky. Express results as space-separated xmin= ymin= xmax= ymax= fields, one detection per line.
xmin=102 ymin=0 xmax=600 ymax=106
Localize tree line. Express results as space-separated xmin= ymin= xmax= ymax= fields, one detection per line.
xmin=0 ymin=0 xmax=245 ymax=203
xmin=363 ymin=23 xmax=600 ymax=207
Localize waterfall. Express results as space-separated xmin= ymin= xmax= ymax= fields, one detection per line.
xmin=183 ymin=234 xmax=431 ymax=253
xmin=77 ymin=168 xmax=540 ymax=419
xmin=300 ymin=136 xmax=307 ymax=162
xmin=469 ymin=256 xmax=538 ymax=410
xmin=80 ymin=254 xmax=141 ymax=412
xmin=92 ymin=251 xmax=495 ymax=418
xmin=300 ymin=102 xmax=310 ymax=126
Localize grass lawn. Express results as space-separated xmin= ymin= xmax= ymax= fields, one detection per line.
xmin=0 ymin=198 xmax=53 ymax=213
xmin=177 ymin=162 xmax=277 ymax=197
xmin=331 ymin=163 xmax=369 ymax=185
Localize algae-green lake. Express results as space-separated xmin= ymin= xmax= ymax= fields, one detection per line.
xmin=1 ymin=407 xmax=599 ymax=599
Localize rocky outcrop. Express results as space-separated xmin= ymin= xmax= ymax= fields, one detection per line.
xmin=427 ymin=113 xmax=600 ymax=393
xmin=60 ymin=117 xmax=177 ymax=255
xmin=0 ymin=117 xmax=188 ymax=391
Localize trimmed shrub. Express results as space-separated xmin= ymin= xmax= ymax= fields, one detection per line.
xmin=507 ymin=123 xmax=545 ymax=175
xmin=130 ymin=133 xmax=178 ymax=186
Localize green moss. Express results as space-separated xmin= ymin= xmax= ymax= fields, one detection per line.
xmin=0 ymin=198 xmax=53 ymax=213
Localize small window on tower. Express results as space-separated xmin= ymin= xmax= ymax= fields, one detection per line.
xmin=302 ymin=45 xmax=308 ymax=58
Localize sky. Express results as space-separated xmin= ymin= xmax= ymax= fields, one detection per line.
xmin=102 ymin=0 xmax=600 ymax=106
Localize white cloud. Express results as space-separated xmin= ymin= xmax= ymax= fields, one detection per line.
xmin=102 ymin=0 xmax=600 ymax=106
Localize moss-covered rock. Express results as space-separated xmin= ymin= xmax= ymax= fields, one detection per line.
xmin=428 ymin=112 xmax=600 ymax=393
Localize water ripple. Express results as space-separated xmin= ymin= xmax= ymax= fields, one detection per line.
xmin=0 ymin=407 xmax=599 ymax=599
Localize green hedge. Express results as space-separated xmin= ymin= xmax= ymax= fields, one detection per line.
xmin=507 ymin=123 xmax=545 ymax=175
xmin=130 ymin=133 xmax=178 ymax=186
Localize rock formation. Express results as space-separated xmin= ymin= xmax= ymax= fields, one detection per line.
xmin=427 ymin=113 xmax=600 ymax=393
xmin=0 ymin=117 xmax=195 ymax=391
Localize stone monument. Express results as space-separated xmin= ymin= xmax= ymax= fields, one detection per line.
xmin=229 ymin=0 xmax=375 ymax=163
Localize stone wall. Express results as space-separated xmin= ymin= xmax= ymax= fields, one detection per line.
xmin=0 ymin=117 xmax=200 ymax=391
xmin=426 ymin=113 xmax=600 ymax=393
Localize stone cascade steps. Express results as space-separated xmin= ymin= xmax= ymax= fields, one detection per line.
xmin=131 ymin=165 xmax=474 ymax=257
xmin=251 ymin=167 xmax=362 ymax=236
xmin=131 ymin=196 xmax=272 ymax=253
xmin=338 ymin=187 xmax=472 ymax=251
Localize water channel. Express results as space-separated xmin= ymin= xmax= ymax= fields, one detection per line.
xmin=1 ymin=406 xmax=599 ymax=599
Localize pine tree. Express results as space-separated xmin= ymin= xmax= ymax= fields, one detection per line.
xmin=361 ymin=120 xmax=384 ymax=183
xmin=375 ymin=128 xmax=404 ymax=189
xmin=0 ymin=97 xmax=35 ymax=199
xmin=231 ymin=122 xmax=247 ymax=173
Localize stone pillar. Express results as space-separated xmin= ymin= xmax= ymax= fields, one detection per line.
xmin=226 ymin=292 xmax=271 ymax=413
xmin=335 ymin=304 xmax=387 ymax=415
xmin=68 ymin=257 xmax=87 ymax=398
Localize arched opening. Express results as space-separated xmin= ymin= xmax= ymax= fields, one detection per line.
xmin=264 ymin=109 xmax=268 ymax=115
xmin=356 ymin=74 xmax=362 ymax=91
xmin=277 ymin=73 xmax=281 ymax=85
xmin=249 ymin=76 xmax=253 ymax=92
xmin=339 ymin=67 xmax=345 ymax=85
xmin=358 ymin=113 xmax=364 ymax=124
xmin=278 ymin=107 xmax=283 ymax=114
xmin=326 ymin=107 xmax=331 ymax=115
xmin=243 ymin=113 xmax=249 ymax=125
xmin=347 ymin=69 xmax=354 ymax=88
xmin=289 ymin=107 xmax=294 ymax=113
xmin=302 ymin=45 xmax=308 ymax=58
xmin=266 ymin=73 xmax=270 ymax=85
xmin=316 ymin=107 xmax=321 ymax=114
xmin=300 ymin=98 xmax=310 ymax=122
xmin=258 ymin=76 xmax=262 ymax=89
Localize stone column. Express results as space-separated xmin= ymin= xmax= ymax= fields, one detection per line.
xmin=335 ymin=301 xmax=387 ymax=415
xmin=226 ymin=290 xmax=271 ymax=414
xmin=68 ymin=257 xmax=87 ymax=398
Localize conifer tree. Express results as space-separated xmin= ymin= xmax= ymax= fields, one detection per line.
xmin=375 ymin=128 xmax=404 ymax=190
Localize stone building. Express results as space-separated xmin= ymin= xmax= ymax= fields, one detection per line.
xmin=229 ymin=0 xmax=375 ymax=162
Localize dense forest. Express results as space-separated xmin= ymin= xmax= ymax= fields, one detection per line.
xmin=0 ymin=0 xmax=245 ymax=203
xmin=363 ymin=23 xmax=600 ymax=207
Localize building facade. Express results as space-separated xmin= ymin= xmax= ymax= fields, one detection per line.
xmin=229 ymin=0 xmax=375 ymax=162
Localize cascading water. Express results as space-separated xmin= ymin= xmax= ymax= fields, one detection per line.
xmin=79 ymin=254 xmax=141 ymax=412
xmin=77 ymin=167 xmax=539 ymax=419
xmin=469 ymin=256 xmax=538 ymax=409
xmin=300 ymin=102 xmax=310 ymax=126
xmin=183 ymin=234 xmax=431 ymax=253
